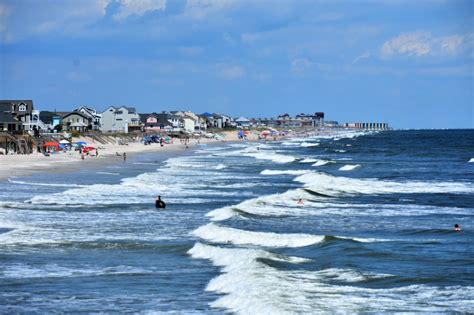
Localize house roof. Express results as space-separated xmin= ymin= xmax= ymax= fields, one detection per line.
xmin=39 ymin=111 xmax=57 ymax=124
xmin=0 ymin=104 xmax=20 ymax=124
xmin=63 ymin=111 xmax=90 ymax=120
xmin=236 ymin=117 xmax=250 ymax=122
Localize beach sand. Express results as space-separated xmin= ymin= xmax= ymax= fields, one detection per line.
xmin=0 ymin=130 xmax=264 ymax=181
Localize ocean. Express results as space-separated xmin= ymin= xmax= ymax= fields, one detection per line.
xmin=1 ymin=129 xmax=473 ymax=313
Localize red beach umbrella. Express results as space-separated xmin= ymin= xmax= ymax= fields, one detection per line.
xmin=43 ymin=142 xmax=59 ymax=148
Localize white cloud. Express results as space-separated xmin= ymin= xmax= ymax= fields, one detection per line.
xmin=439 ymin=35 xmax=464 ymax=55
xmin=352 ymin=52 xmax=371 ymax=64
xmin=380 ymin=31 xmax=472 ymax=59
xmin=216 ymin=64 xmax=245 ymax=79
xmin=114 ymin=0 xmax=166 ymax=21
xmin=381 ymin=31 xmax=432 ymax=58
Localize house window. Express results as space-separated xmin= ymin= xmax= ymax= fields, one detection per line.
xmin=18 ymin=104 xmax=27 ymax=111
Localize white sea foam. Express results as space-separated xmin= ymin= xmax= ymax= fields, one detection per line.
xmin=312 ymin=160 xmax=333 ymax=167
xmin=192 ymin=223 xmax=324 ymax=248
xmin=339 ymin=164 xmax=361 ymax=171
xmin=189 ymin=243 xmax=472 ymax=314
xmin=295 ymin=172 xmax=474 ymax=195
xmin=261 ymin=169 xmax=309 ymax=176
xmin=300 ymin=158 xmax=318 ymax=163
xmin=468 ymin=158 xmax=474 ymax=163
xmin=243 ymin=151 xmax=296 ymax=163
xmin=7 ymin=179 xmax=87 ymax=188
xmin=300 ymin=142 xmax=319 ymax=147
xmin=96 ymin=171 xmax=120 ymax=176
xmin=2 ymin=263 xmax=153 ymax=279
xmin=206 ymin=188 xmax=320 ymax=221
xmin=215 ymin=164 xmax=227 ymax=170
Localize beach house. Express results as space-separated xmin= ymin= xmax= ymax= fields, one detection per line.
xmin=62 ymin=111 xmax=92 ymax=132
xmin=0 ymin=103 xmax=22 ymax=132
xmin=73 ymin=106 xmax=102 ymax=130
xmin=101 ymin=106 xmax=141 ymax=133
xmin=235 ymin=117 xmax=251 ymax=128
xmin=0 ymin=100 xmax=34 ymax=132
xmin=139 ymin=113 xmax=162 ymax=132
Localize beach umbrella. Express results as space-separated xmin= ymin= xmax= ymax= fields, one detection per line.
xmin=43 ymin=142 xmax=59 ymax=148
xmin=83 ymin=146 xmax=95 ymax=153
xmin=75 ymin=141 xmax=87 ymax=146
xmin=59 ymin=140 xmax=70 ymax=144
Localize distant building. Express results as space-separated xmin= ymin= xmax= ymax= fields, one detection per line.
xmin=101 ymin=106 xmax=141 ymax=133
xmin=62 ymin=111 xmax=91 ymax=132
xmin=345 ymin=122 xmax=389 ymax=130
xmin=0 ymin=103 xmax=22 ymax=132
xmin=74 ymin=106 xmax=102 ymax=130
xmin=39 ymin=111 xmax=63 ymax=130
xmin=235 ymin=117 xmax=251 ymax=128
xmin=0 ymin=100 xmax=34 ymax=132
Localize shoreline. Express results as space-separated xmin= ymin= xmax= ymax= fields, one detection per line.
xmin=0 ymin=130 xmax=267 ymax=181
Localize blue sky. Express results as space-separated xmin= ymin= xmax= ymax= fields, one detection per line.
xmin=0 ymin=0 xmax=472 ymax=128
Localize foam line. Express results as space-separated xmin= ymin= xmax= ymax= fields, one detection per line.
xmin=192 ymin=223 xmax=325 ymax=248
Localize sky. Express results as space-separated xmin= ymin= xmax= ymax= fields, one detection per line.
xmin=0 ymin=0 xmax=472 ymax=128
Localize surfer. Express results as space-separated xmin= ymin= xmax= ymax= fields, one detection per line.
xmin=155 ymin=196 xmax=166 ymax=209
xmin=454 ymin=224 xmax=461 ymax=232
xmin=297 ymin=198 xmax=304 ymax=205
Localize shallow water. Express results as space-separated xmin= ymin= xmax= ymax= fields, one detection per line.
xmin=1 ymin=130 xmax=473 ymax=313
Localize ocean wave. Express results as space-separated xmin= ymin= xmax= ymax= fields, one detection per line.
xmin=339 ymin=164 xmax=361 ymax=171
xmin=295 ymin=172 xmax=474 ymax=195
xmin=300 ymin=158 xmax=318 ymax=163
xmin=261 ymin=169 xmax=310 ymax=176
xmin=192 ymin=223 xmax=324 ymax=248
xmin=312 ymin=160 xmax=334 ymax=167
xmin=215 ymin=164 xmax=227 ymax=170
xmin=8 ymin=179 xmax=87 ymax=188
xmin=2 ymin=263 xmax=154 ymax=279
xmin=206 ymin=189 xmax=319 ymax=221
xmin=189 ymin=243 xmax=471 ymax=314
xmin=468 ymin=158 xmax=474 ymax=163
xmin=96 ymin=171 xmax=120 ymax=176
xmin=243 ymin=151 xmax=296 ymax=164
xmin=300 ymin=142 xmax=319 ymax=147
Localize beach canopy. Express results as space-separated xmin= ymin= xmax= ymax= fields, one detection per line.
xmin=59 ymin=140 xmax=70 ymax=144
xmin=82 ymin=146 xmax=95 ymax=154
xmin=43 ymin=142 xmax=59 ymax=148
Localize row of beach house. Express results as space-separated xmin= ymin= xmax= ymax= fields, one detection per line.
xmin=0 ymin=100 xmax=327 ymax=135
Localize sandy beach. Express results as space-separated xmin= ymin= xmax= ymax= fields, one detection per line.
xmin=0 ymin=130 xmax=264 ymax=181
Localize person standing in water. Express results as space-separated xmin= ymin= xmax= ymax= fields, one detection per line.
xmin=155 ymin=196 xmax=166 ymax=209
xmin=123 ymin=152 xmax=126 ymax=162
xmin=454 ymin=224 xmax=461 ymax=232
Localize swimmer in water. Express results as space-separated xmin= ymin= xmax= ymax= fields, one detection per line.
xmin=155 ymin=196 xmax=166 ymax=209
xmin=454 ymin=224 xmax=461 ymax=232
xmin=297 ymin=199 xmax=304 ymax=205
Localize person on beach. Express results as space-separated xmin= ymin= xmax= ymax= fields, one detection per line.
xmin=155 ymin=196 xmax=166 ymax=209
xmin=96 ymin=149 xmax=99 ymax=157
xmin=81 ymin=153 xmax=84 ymax=161
xmin=123 ymin=152 xmax=126 ymax=162
xmin=454 ymin=224 xmax=461 ymax=232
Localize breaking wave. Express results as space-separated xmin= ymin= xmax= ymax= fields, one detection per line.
xmin=339 ymin=164 xmax=361 ymax=171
